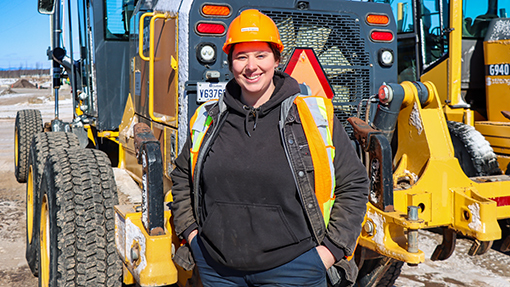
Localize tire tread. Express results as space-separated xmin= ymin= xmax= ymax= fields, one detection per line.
xmin=41 ymin=147 xmax=121 ymax=287
xmin=15 ymin=109 xmax=42 ymax=182
xmin=26 ymin=132 xmax=80 ymax=276
xmin=448 ymin=121 xmax=501 ymax=176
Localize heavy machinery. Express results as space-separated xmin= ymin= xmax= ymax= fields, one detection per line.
xmin=381 ymin=0 xmax=510 ymax=174
xmin=366 ymin=0 xmax=510 ymax=276
xmin=12 ymin=0 xmax=510 ymax=286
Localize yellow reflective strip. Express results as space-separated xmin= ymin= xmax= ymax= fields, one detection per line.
xmin=325 ymin=126 xmax=333 ymax=145
xmin=317 ymin=98 xmax=329 ymax=121
xmin=316 ymin=98 xmax=334 ymax=146
xmin=322 ymin=199 xmax=335 ymax=227
xmin=190 ymin=102 xmax=215 ymax=178
xmin=327 ymin=147 xmax=336 ymax=198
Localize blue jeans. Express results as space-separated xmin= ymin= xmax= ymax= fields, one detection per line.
xmin=190 ymin=236 xmax=327 ymax=287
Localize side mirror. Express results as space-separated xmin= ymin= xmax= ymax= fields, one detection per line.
xmin=38 ymin=0 xmax=55 ymax=14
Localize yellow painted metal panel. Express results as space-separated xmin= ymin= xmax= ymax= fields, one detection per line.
xmin=483 ymin=136 xmax=510 ymax=150
xmin=476 ymin=121 xmax=510 ymax=154
xmin=443 ymin=105 xmax=464 ymax=123
xmin=452 ymin=187 xmax=500 ymax=241
xmin=405 ymin=191 xmax=432 ymax=223
xmin=388 ymin=80 xmax=510 ymax=243
xmin=484 ymin=40 xmax=510 ymax=122
xmin=496 ymin=155 xmax=510 ymax=174
xmin=138 ymin=12 xmax=179 ymax=125
xmin=475 ymin=121 xmax=510 ymax=137
xmin=359 ymin=203 xmax=425 ymax=264
xmin=497 ymin=206 xmax=510 ymax=220
xmin=446 ymin=0 xmax=463 ymax=107
xmin=493 ymin=146 xmax=510 ymax=155
xmin=421 ymin=60 xmax=449 ymax=106
xmin=123 ymin=265 xmax=136 ymax=285
xmin=115 ymin=205 xmax=178 ymax=286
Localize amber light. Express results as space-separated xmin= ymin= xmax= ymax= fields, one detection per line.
xmin=367 ymin=14 xmax=389 ymax=25
xmin=371 ymin=31 xmax=394 ymax=42
xmin=196 ymin=23 xmax=226 ymax=35
xmin=202 ymin=5 xmax=231 ymax=16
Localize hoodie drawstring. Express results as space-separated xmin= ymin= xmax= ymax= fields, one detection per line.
xmin=243 ymin=105 xmax=260 ymax=137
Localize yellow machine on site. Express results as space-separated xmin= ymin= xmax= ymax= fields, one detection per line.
xmin=362 ymin=0 xmax=510 ymax=279
xmin=11 ymin=0 xmax=510 ymax=286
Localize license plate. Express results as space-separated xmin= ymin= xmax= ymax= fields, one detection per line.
xmin=197 ymin=82 xmax=227 ymax=103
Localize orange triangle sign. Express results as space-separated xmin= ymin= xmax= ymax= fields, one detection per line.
xmin=283 ymin=48 xmax=334 ymax=99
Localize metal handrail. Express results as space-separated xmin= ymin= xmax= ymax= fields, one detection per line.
xmin=138 ymin=12 xmax=178 ymax=124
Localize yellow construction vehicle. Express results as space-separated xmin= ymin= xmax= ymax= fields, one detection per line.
xmin=384 ymin=0 xmax=510 ymax=174
xmin=13 ymin=0 xmax=510 ymax=286
xmin=357 ymin=0 xmax=510 ymax=282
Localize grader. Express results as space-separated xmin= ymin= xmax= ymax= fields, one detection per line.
xmin=12 ymin=0 xmax=510 ymax=286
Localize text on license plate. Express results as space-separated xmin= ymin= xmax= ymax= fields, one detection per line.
xmin=197 ymin=82 xmax=227 ymax=103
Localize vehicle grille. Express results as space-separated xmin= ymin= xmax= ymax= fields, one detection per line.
xmin=261 ymin=10 xmax=371 ymax=136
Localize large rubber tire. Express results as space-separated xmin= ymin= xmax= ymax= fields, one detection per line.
xmin=357 ymin=258 xmax=403 ymax=287
xmin=38 ymin=147 xmax=122 ymax=287
xmin=26 ymin=132 xmax=80 ymax=277
xmin=14 ymin=109 xmax=42 ymax=183
xmin=447 ymin=121 xmax=501 ymax=177
xmin=374 ymin=260 xmax=404 ymax=287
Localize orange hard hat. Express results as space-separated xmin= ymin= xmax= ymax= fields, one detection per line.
xmin=222 ymin=9 xmax=284 ymax=54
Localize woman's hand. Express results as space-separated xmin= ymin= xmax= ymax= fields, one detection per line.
xmin=187 ymin=229 xmax=198 ymax=244
xmin=316 ymin=245 xmax=336 ymax=270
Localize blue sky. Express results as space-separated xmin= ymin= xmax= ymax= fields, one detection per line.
xmin=0 ymin=0 xmax=52 ymax=69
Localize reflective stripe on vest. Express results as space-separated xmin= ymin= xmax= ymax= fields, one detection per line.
xmin=294 ymin=96 xmax=336 ymax=227
xmin=188 ymin=96 xmax=335 ymax=226
xmin=189 ymin=100 xmax=217 ymax=178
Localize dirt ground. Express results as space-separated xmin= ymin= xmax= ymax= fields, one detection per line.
xmin=2 ymin=85 xmax=510 ymax=286
xmin=0 ymin=84 xmax=72 ymax=286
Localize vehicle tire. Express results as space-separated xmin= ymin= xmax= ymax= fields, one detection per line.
xmin=26 ymin=132 xmax=79 ymax=277
xmin=357 ymin=258 xmax=403 ymax=287
xmin=374 ymin=260 xmax=404 ymax=286
xmin=38 ymin=147 xmax=122 ymax=287
xmin=14 ymin=109 xmax=42 ymax=183
xmin=447 ymin=121 xmax=501 ymax=177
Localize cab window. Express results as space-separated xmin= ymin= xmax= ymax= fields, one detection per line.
xmin=463 ymin=0 xmax=510 ymax=38
xmin=105 ymin=0 xmax=128 ymax=40
xmin=374 ymin=0 xmax=419 ymax=81
xmin=421 ymin=0 xmax=449 ymax=67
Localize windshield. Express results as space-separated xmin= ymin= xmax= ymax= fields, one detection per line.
xmin=105 ymin=0 xmax=128 ymax=40
xmin=463 ymin=0 xmax=510 ymax=38
xmin=373 ymin=0 xmax=415 ymax=33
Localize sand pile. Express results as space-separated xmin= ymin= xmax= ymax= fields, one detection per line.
xmin=0 ymin=88 xmax=16 ymax=96
xmin=11 ymin=79 xmax=36 ymax=88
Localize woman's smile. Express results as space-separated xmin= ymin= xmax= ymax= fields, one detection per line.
xmin=232 ymin=42 xmax=279 ymax=107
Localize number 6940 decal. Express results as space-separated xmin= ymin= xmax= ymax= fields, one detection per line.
xmin=488 ymin=64 xmax=510 ymax=76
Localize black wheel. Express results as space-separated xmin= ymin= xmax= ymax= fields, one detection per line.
xmin=447 ymin=121 xmax=501 ymax=177
xmin=38 ymin=147 xmax=122 ymax=286
xmin=14 ymin=109 xmax=42 ymax=183
xmin=26 ymin=132 xmax=80 ymax=277
xmin=374 ymin=260 xmax=403 ymax=287
xmin=356 ymin=258 xmax=403 ymax=287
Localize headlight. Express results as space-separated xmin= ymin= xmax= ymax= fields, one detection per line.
xmin=378 ymin=49 xmax=394 ymax=67
xmin=197 ymin=42 xmax=217 ymax=64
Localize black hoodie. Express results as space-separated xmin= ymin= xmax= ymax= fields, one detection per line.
xmin=199 ymin=71 xmax=316 ymax=271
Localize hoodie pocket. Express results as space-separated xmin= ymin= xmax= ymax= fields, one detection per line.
xmin=201 ymin=201 xmax=299 ymax=258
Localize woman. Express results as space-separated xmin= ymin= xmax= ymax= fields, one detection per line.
xmin=171 ymin=9 xmax=368 ymax=287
